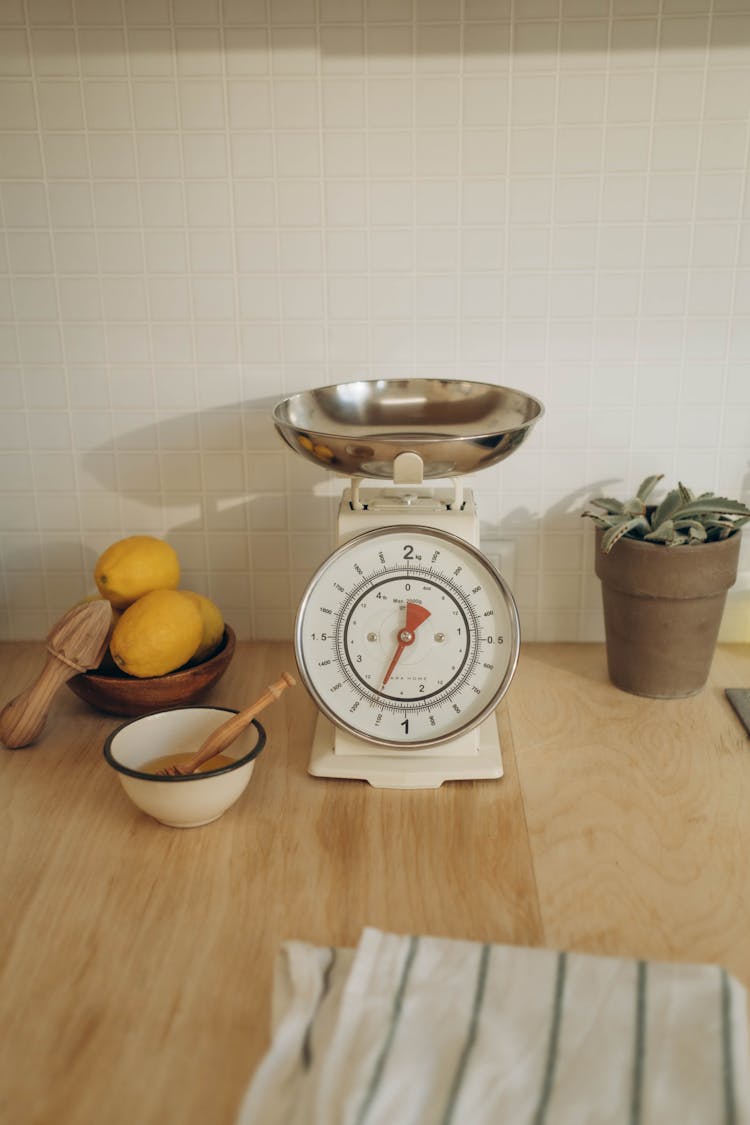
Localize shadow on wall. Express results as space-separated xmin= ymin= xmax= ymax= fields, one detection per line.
xmin=490 ymin=476 xmax=620 ymax=644
xmin=6 ymin=402 xmax=747 ymax=644
xmin=76 ymin=432 xmax=750 ymax=647
xmin=72 ymin=395 xmax=341 ymax=641
xmin=25 ymin=10 xmax=750 ymax=64
xmin=70 ymin=386 xmax=544 ymax=643
xmin=310 ymin=13 xmax=750 ymax=59
xmin=490 ymin=463 xmax=750 ymax=645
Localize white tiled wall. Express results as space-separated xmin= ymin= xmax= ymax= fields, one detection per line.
xmin=1 ymin=0 xmax=749 ymax=644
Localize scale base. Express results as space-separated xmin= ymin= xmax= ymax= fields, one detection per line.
xmin=308 ymin=715 xmax=504 ymax=789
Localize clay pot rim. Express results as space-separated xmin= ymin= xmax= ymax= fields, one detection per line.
xmin=594 ymin=525 xmax=742 ymax=554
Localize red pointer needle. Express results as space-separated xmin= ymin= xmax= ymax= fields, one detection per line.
xmin=381 ymin=601 xmax=431 ymax=687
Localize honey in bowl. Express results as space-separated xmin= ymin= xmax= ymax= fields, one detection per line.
xmin=142 ymin=752 xmax=236 ymax=776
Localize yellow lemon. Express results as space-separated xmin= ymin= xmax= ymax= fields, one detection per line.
xmin=94 ymin=535 xmax=180 ymax=610
xmin=109 ymin=589 xmax=203 ymax=678
xmin=182 ymin=591 xmax=225 ymax=663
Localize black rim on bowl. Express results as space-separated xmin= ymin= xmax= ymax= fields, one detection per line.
xmin=84 ymin=625 xmax=234 ymax=684
xmin=103 ymin=710 xmax=266 ymax=782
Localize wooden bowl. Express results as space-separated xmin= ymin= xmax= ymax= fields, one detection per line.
xmin=66 ymin=626 xmax=236 ymax=718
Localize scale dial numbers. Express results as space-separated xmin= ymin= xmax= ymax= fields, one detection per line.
xmin=345 ymin=576 xmax=471 ymax=701
xmin=295 ymin=525 xmax=519 ymax=748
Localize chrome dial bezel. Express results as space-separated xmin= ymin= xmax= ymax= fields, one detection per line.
xmin=294 ymin=524 xmax=520 ymax=749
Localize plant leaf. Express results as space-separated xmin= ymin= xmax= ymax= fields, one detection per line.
xmin=674 ymin=496 xmax=750 ymax=518
xmin=717 ymin=514 xmax=750 ymax=535
xmin=586 ymin=496 xmax=625 ymax=514
xmin=635 ymin=474 xmax=663 ymax=502
xmin=673 ymin=519 xmax=708 ymax=542
xmin=650 ymin=488 xmax=682 ymax=531
xmin=600 ymin=516 xmax=650 ymax=553
xmin=708 ymin=518 xmax=749 ymax=538
xmin=644 ymin=519 xmax=677 ymax=543
xmin=677 ymin=481 xmax=694 ymax=503
xmin=581 ymin=513 xmax=617 ymax=529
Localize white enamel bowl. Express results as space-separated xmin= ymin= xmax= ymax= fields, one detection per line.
xmin=103 ymin=707 xmax=266 ymax=828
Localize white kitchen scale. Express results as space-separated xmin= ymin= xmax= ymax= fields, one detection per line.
xmin=273 ymin=379 xmax=543 ymax=789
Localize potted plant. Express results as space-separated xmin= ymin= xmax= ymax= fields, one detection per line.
xmin=583 ymin=475 xmax=750 ymax=698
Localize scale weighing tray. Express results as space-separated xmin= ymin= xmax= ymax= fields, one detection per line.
xmin=273 ymin=377 xmax=542 ymax=484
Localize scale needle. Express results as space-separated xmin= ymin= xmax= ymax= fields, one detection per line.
xmin=381 ymin=601 xmax=431 ymax=687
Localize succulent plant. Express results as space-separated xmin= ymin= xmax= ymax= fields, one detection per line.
xmin=583 ymin=474 xmax=750 ymax=554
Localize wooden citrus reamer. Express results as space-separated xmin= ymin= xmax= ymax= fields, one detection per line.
xmin=0 ymin=600 xmax=113 ymax=749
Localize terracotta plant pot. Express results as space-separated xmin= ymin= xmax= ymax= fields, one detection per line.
xmin=594 ymin=528 xmax=741 ymax=698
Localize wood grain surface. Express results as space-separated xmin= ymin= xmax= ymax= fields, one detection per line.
xmin=1 ymin=641 xmax=749 ymax=1124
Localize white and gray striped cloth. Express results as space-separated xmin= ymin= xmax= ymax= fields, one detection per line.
xmin=237 ymin=927 xmax=750 ymax=1125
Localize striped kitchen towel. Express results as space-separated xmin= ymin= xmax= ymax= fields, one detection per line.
xmin=236 ymin=928 xmax=750 ymax=1125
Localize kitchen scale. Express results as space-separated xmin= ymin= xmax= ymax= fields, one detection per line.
xmin=273 ymin=379 xmax=543 ymax=789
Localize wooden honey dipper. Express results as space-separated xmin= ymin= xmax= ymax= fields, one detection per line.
xmin=157 ymin=672 xmax=296 ymax=776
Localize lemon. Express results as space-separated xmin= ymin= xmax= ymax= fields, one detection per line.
xmin=94 ymin=535 xmax=180 ymax=610
xmin=183 ymin=592 xmax=225 ymax=663
xmin=110 ymin=589 xmax=203 ymax=678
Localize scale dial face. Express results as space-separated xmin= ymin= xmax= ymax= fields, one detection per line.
xmin=295 ymin=525 xmax=520 ymax=748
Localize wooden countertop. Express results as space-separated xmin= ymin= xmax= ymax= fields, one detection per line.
xmin=2 ymin=640 xmax=750 ymax=1124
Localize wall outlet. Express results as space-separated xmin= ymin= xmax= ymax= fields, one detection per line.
xmin=720 ymin=570 xmax=750 ymax=642
xmin=481 ymin=537 xmax=516 ymax=591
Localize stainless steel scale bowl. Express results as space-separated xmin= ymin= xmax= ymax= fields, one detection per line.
xmin=273 ymin=378 xmax=543 ymax=481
